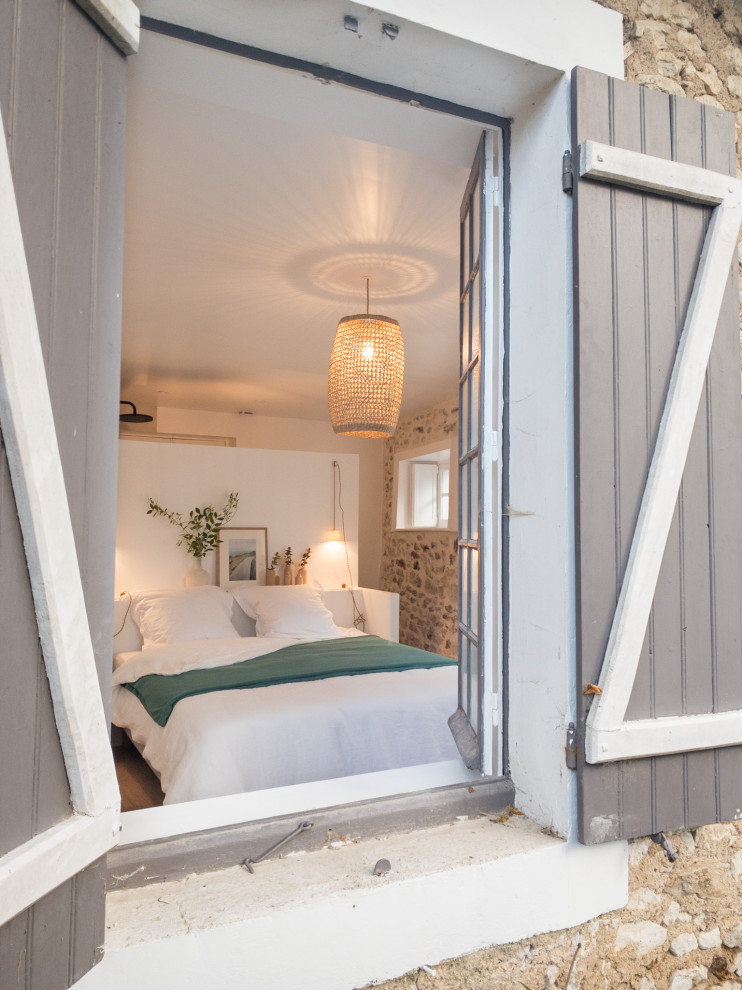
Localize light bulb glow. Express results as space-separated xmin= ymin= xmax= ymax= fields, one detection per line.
xmin=361 ymin=341 xmax=375 ymax=360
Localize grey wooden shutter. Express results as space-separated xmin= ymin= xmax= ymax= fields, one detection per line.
xmin=0 ymin=1 xmax=133 ymax=986
xmin=573 ymin=67 xmax=742 ymax=844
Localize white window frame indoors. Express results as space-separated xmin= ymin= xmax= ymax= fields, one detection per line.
xmin=111 ymin=20 xmax=510 ymax=856
xmin=393 ymin=438 xmax=458 ymax=532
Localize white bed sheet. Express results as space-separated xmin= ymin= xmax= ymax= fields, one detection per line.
xmin=112 ymin=634 xmax=460 ymax=805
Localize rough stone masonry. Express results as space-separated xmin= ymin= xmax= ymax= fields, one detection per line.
xmin=370 ymin=822 xmax=742 ymax=989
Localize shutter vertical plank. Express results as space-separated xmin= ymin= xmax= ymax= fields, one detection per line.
xmin=610 ymin=79 xmax=654 ymax=837
xmin=573 ymin=69 xmax=623 ymax=841
xmin=69 ymin=857 xmax=107 ymax=983
xmin=84 ymin=32 xmax=126 ymax=701
xmin=52 ymin=4 xmax=100 ymax=550
xmin=673 ymin=98 xmax=720 ymax=826
xmin=0 ymin=908 xmax=29 ymax=990
xmin=0 ymin=445 xmax=46 ymax=854
xmin=10 ymin=0 xmax=61 ymax=366
xmin=574 ymin=66 xmax=742 ymax=842
xmin=700 ymin=103 xmax=742 ymax=822
xmin=9 ymin=0 xmax=76 ymax=838
xmin=639 ymin=87 xmax=688 ymax=836
xmin=27 ymin=882 xmax=73 ymax=990
xmin=0 ymin=0 xmax=70 ymax=853
xmin=0 ymin=0 xmax=15 ymax=125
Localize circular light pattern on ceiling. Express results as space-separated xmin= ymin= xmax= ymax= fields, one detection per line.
xmin=308 ymin=252 xmax=436 ymax=301
xmin=285 ymin=244 xmax=449 ymax=303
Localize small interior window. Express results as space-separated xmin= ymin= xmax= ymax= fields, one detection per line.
xmin=394 ymin=442 xmax=455 ymax=530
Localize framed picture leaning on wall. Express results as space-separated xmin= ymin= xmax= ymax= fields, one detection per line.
xmin=217 ymin=527 xmax=268 ymax=588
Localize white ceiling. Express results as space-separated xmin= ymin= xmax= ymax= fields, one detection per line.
xmin=121 ymin=31 xmax=485 ymax=422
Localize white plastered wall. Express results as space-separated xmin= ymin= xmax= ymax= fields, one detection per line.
xmin=151 ymin=406 xmax=383 ymax=589
xmin=115 ymin=439 xmax=359 ymax=593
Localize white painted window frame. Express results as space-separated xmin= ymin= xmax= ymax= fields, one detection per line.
xmin=0 ymin=108 xmax=120 ymax=928
xmin=74 ymin=0 xmax=140 ymax=56
xmin=580 ymin=140 xmax=742 ymax=764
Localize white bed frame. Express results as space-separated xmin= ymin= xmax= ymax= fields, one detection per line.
xmin=113 ymin=587 xmax=400 ymax=654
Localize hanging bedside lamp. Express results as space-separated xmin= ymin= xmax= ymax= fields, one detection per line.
xmin=328 ymin=278 xmax=404 ymax=439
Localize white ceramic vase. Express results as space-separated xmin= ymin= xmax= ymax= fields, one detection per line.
xmin=185 ymin=557 xmax=210 ymax=587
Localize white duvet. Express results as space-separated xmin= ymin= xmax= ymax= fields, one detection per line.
xmin=112 ymin=633 xmax=460 ymax=805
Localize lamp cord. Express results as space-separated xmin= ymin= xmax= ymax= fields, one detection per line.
xmin=114 ymin=590 xmax=133 ymax=637
xmin=334 ymin=460 xmax=366 ymax=630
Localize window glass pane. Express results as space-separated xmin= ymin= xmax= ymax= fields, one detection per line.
xmin=471 ymin=270 xmax=481 ymax=360
xmin=468 ymin=640 xmax=479 ymax=734
xmin=462 ymin=208 xmax=471 ymax=279
xmin=471 ymin=179 xmax=481 ymax=267
xmin=459 ymin=630 xmax=469 ymax=715
xmin=471 ymin=458 xmax=480 ymax=542
xmin=460 ymin=290 xmax=470 ymax=372
xmin=470 ymin=547 xmax=479 ymax=637
xmin=461 ymin=376 xmax=471 ymax=455
xmin=410 ymin=462 xmax=438 ymax=527
xmin=471 ymin=357 xmax=480 ymax=450
xmin=459 ymin=461 xmax=469 ymax=541
xmin=439 ymin=494 xmax=449 ymax=528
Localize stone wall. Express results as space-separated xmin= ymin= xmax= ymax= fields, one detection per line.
xmin=379 ymin=397 xmax=458 ymax=658
xmin=373 ymin=821 xmax=742 ymax=990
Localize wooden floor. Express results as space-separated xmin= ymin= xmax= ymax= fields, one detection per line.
xmin=113 ymin=744 xmax=165 ymax=812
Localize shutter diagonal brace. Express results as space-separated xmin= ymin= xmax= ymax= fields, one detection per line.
xmin=579 ymin=141 xmax=742 ymax=764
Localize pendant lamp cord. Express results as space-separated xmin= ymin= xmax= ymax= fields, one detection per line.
xmin=334 ymin=459 xmax=366 ymax=630
xmin=365 ymin=276 xmax=370 ymax=315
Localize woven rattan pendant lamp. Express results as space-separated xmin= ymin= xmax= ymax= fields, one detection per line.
xmin=328 ymin=278 xmax=404 ymax=438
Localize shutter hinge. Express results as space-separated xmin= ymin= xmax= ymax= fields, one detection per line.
xmin=562 ymin=151 xmax=573 ymax=194
xmin=565 ymin=721 xmax=578 ymax=769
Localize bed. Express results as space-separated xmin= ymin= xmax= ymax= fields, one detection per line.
xmin=112 ymin=585 xmax=460 ymax=805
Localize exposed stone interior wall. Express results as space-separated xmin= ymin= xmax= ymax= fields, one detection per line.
xmin=380 ymin=398 xmax=458 ymax=658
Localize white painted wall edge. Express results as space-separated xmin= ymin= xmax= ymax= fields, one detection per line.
xmin=0 ymin=810 xmax=119 ymax=929
xmin=506 ymin=78 xmax=576 ymax=838
xmin=74 ymin=0 xmax=140 ymax=54
xmin=373 ymin=0 xmax=624 ymax=77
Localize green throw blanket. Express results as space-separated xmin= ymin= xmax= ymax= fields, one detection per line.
xmin=122 ymin=635 xmax=456 ymax=726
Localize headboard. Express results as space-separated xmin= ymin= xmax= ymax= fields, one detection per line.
xmin=112 ymin=586 xmax=399 ymax=655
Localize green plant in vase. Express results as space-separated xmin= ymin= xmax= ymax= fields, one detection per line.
xmin=297 ymin=547 xmax=311 ymax=584
xmin=147 ymin=491 xmax=239 ymax=586
xmin=283 ymin=546 xmax=296 ymax=585
xmin=268 ymin=550 xmax=282 ymax=585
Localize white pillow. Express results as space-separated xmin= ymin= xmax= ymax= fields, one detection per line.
xmin=130 ymin=587 xmax=239 ymax=648
xmin=231 ymin=585 xmax=342 ymax=640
